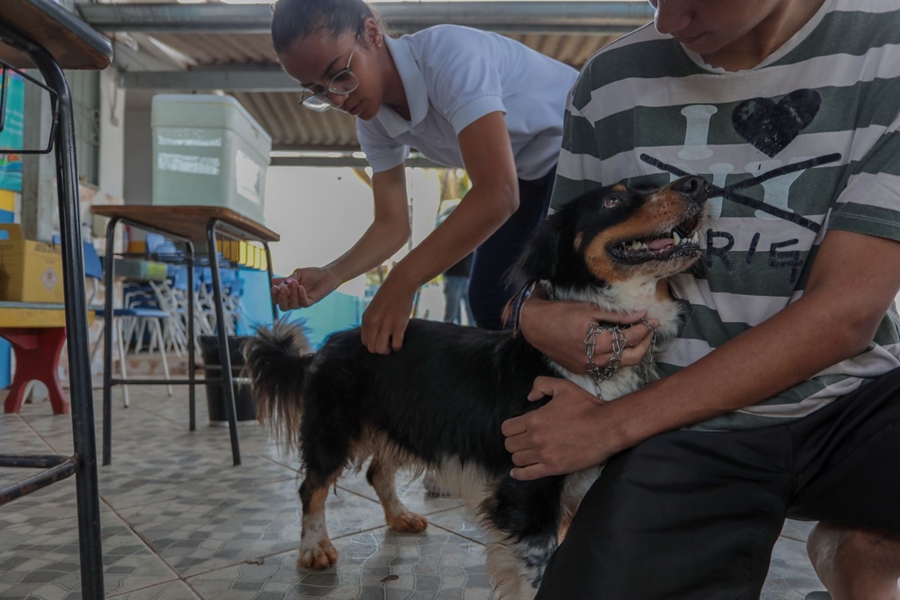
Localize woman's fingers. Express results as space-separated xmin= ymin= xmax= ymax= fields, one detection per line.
xmin=390 ymin=320 xmax=406 ymax=352
xmin=363 ymin=313 xmax=392 ymax=355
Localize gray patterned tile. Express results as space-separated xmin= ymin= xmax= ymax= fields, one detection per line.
xmin=0 ymin=413 xmax=58 ymax=486
xmin=0 ymin=478 xmax=112 ymax=531
xmin=97 ymin=450 xmax=299 ymax=512
xmin=781 ymin=519 xmax=817 ymax=544
xmin=427 ymin=509 xmax=489 ymax=546
xmin=0 ymin=414 xmax=115 ymax=532
xmin=762 ymin=536 xmax=823 ymax=600
xmin=108 ymin=579 xmax=201 ymax=600
xmin=188 ymin=528 xmax=493 ymax=600
xmin=336 ymin=464 xmax=464 ymax=518
xmin=121 ymin=479 xmax=386 ymax=577
xmin=0 ymin=508 xmax=177 ymax=598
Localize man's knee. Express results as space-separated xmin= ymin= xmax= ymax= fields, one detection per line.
xmin=809 ymin=523 xmax=900 ymax=571
xmin=808 ymin=521 xmax=900 ymax=598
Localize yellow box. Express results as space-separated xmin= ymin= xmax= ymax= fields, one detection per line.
xmin=0 ymin=224 xmax=65 ymax=303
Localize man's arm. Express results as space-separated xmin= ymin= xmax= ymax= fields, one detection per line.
xmin=503 ymin=229 xmax=900 ymax=480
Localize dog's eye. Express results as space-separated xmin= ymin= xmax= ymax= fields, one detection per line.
xmin=603 ymin=195 xmax=622 ymax=209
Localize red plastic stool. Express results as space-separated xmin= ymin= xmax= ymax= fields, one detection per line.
xmin=1 ymin=327 xmax=70 ymax=414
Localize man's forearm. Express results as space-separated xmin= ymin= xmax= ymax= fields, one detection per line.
xmin=614 ymin=290 xmax=876 ymax=448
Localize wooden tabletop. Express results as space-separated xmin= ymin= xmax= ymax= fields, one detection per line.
xmin=0 ymin=0 xmax=112 ymax=70
xmin=0 ymin=302 xmax=95 ymax=328
xmin=91 ymin=205 xmax=281 ymax=244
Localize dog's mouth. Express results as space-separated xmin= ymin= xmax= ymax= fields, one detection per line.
xmin=608 ymin=213 xmax=703 ymax=264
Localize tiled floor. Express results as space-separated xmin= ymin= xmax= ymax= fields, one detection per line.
xmin=0 ymin=386 xmax=825 ymax=599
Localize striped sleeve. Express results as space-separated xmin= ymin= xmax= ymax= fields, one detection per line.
xmin=550 ymin=102 xmax=603 ymax=210
xmin=829 ymin=114 xmax=900 ymax=240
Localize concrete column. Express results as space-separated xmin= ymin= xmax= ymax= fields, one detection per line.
xmin=20 ymin=70 xmax=56 ymax=243
xmin=98 ymin=68 xmax=125 ymax=200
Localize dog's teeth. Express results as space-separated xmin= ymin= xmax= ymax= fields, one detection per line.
xmin=640 ymin=242 xmax=649 ymax=250
xmin=692 ymin=231 xmax=699 ymax=243
xmin=673 ymin=231 xmax=682 ymax=245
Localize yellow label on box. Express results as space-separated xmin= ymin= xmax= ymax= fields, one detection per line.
xmin=0 ymin=190 xmax=14 ymax=213
xmin=0 ymin=223 xmax=65 ymax=303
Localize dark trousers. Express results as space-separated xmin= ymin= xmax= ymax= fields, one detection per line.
xmin=468 ymin=170 xmax=555 ymax=330
xmin=536 ymin=367 xmax=900 ymax=599
xmin=443 ymin=275 xmax=471 ymax=324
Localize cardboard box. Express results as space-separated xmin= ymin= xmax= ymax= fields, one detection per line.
xmin=0 ymin=224 xmax=65 ymax=303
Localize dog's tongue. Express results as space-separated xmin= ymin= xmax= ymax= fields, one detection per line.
xmin=647 ymin=237 xmax=674 ymax=250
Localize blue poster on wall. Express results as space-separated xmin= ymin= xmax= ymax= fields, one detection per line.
xmin=0 ymin=71 xmax=25 ymax=192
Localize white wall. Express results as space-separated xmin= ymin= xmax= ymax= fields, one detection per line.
xmin=123 ymin=109 xmax=153 ymax=205
xmin=98 ymin=69 xmax=126 ymax=200
xmin=263 ymin=165 xmax=443 ymax=313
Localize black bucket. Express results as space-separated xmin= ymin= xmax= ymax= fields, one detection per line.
xmin=198 ymin=335 xmax=255 ymax=424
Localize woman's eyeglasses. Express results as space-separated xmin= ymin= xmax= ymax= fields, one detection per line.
xmin=300 ymin=35 xmax=361 ymax=112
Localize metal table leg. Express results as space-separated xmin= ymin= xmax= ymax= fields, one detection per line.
xmin=187 ymin=242 xmax=197 ymax=432
xmin=207 ymin=219 xmax=241 ymax=466
xmin=264 ymin=242 xmax=278 ymax=322
xmin=102 ymin=216 xmax=119 ymax=467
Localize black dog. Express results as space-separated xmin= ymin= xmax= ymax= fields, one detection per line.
xmin=244 ymin=176 xmax=708 ymax=599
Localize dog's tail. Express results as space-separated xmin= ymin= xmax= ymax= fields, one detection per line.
xmin=243 ymin=320 xmax=314 ymax=450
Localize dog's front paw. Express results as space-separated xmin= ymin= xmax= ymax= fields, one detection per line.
xmin=297 ymin=538 xmax=339 ymax=569
xmin=388 ymin=512 xmax=429 ymax=533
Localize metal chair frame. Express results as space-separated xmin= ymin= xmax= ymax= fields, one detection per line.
xmin=0 ymin=30 xmax=105 ymax=599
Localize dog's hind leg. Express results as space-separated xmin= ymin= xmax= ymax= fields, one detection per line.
xmin=366 ymin=457 xmax=428 ymax=533
xmin=481 ymin=476 xmax=565 ymax=599
xmin=297 ymin=470 xmax=341 ymax=570
xmin=295 ymin=366 xmax=361 ymax=570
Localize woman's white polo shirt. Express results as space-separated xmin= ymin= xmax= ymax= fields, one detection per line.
xmin=356 ymin=25 xmax=578 ymax=181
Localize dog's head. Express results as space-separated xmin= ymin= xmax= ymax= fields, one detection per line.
xmin=507 ymin=175 xmax=709 ymax=294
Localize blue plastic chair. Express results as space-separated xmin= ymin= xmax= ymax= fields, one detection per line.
xmin=84 ymin=242 xmax=173 ymax=406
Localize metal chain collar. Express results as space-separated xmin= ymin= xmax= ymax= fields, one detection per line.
xmin=584 ymin=319 xmax=658 ymax=389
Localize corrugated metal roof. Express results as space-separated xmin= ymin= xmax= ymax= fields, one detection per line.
xmin=148 ymin=31 xmax=620 ymax=69
xmin=151 ymin=33 xmax=279 ymax=66
xmin=85 ymin=2 xmax=642 ymax=151
xmin=128 ymin=30 xmax=622 ymax=150
xmin=232 ymin=91 xmax=360 ymax=151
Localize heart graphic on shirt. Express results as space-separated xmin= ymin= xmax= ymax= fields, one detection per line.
xmin=732 ymin=89 xmax=822 ymax=158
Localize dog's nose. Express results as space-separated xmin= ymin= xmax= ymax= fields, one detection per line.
xmin=672 ymin=176 xmax=709 ymax=200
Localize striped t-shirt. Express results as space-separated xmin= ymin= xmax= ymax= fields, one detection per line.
xmin=551 ymin=0 xmax=900 ymax=430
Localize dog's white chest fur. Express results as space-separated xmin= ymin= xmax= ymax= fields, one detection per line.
xmin=543 ymin=278 xmax=681 ymax=401
xmin=542 ymin=278 xmax=682 ymax=532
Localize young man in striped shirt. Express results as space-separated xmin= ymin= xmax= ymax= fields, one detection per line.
xmin=501 ymin=0 xmax=900 ymax=598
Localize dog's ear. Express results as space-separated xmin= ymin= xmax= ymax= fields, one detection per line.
xmin=504 ymin=213 xmax=563 ymax=290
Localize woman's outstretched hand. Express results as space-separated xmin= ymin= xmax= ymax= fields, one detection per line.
xmin=271 ymin=267 xmax=341 ymax=311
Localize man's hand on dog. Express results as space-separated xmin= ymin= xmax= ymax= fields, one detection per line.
xmin=360 ymin=274 xmax=417 ymax=355
xmin=519 ymin=295 xmax=658 ymax=373
xmin=271 ymin=267 xmax=340 ymax=311
xmin=502 ymin=376 xmax=630 ymax=480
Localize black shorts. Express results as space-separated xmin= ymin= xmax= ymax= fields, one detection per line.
xmin=536 ymin=367 xmax=900 ymax=600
